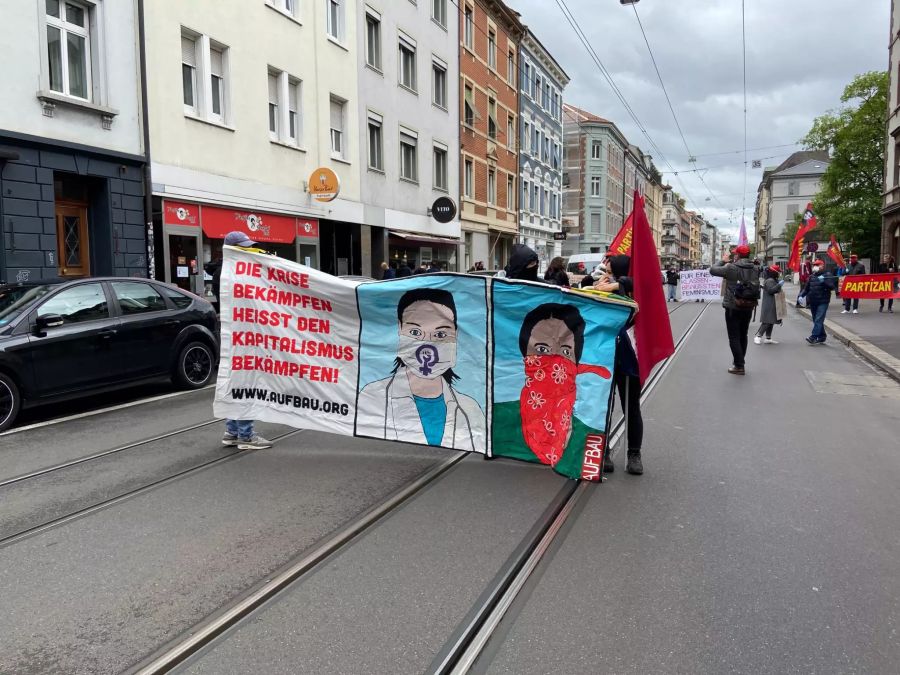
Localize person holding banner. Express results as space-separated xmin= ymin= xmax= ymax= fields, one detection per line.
xmin=877 ymin=254 xmax=897 ymax=312
xmin=841 ymin=255 xmax=866 ymax=313
xmin=753 ymin=265 xmax=786 ymax=345
xmin=665 ymin=268 xmax=679 ymax=301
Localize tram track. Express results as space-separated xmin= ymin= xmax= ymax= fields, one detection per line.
xmin=127 ymin=302 xmax=706 ymax=675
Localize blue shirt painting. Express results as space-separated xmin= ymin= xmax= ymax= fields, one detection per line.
xmin=413 ymin=394 xmax=446 ymax=446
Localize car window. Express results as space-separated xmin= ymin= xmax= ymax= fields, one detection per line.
xmin=38 ymin=284 xmax=109 ymax=324
xmin=161 ymin=286 xmax=194 ymax=309
xmin=111 ymin=282 xmax=168 ymax=315
xmin=0 ymin=285 xmax=54 ymax=327
xmin=567 ymin=260 xmax=603 ymax=274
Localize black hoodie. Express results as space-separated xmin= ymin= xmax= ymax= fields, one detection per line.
xmin=505 ymin=244 xmax=539 ymax=281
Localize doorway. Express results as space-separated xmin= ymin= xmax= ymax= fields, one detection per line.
xmin=55 ymin=202 xmax=90 ymax=277
xmin=162 ymin=226 xmax=203 ymax=295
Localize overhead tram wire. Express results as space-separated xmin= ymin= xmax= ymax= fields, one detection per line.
xmin=552 ymin=0 xmax=704 ymax=212
xmin=741 ymin=0 xmax=749 ymax=221
xmin=691 ymin=141 xmax=800 ymax=159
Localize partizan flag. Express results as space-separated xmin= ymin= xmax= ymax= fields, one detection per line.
xmin=607 ymin=195 xmax=645 ymax=257
xmin=788 ymin=203 xmax=818 ymax=272
xmin=827 ymin=234 xmax=845 ymax=268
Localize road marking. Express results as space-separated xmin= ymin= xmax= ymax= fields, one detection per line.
xmin=0 ymin=385 xmax=216 ymax=437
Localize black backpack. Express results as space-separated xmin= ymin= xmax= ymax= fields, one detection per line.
xmin=732 ymin=266 xmax=760 ymax=309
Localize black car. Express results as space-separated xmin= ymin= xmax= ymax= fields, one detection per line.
xmin=0 ymin=277 xmax=219 ymax=431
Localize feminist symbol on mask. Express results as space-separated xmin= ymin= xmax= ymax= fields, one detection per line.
xmin=415 ymin=344 xmax=439 ymax=376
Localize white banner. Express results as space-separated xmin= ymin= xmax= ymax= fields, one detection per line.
xmin=679 ymin=270 xmax=721 ymax=301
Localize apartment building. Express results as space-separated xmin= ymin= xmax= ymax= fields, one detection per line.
xmin=358 ymin=0 xmax=461 ymax=271
xmin=458 ymin=0 xmax=523 ymax=270
xmin=0 ymin=0 xmax=147 ymax=283
xmin=144 ymin=0 xmax=365 ymax=296
xmin=882 ymin=0 xmax=900 ymax=260
xmin=518 ymin=27 xmax=568 ymax=268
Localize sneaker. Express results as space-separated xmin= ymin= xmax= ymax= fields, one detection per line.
xmin=806 ymin=336 xmax=816 ymax=345
xmin=237 ymin=434 xmax=273 ymax=450
xmin=764 ymin=339 xmax=779 ymax=344
xmin=603 ymin=452 xmax=614 ymax=473
xmin=852 ymin=309 xmax=859 ymax=314
xmin=841 ymin=310 xmax=849 ymax=314
xmin=222 ymin=433 xmax=239 ymax=447
xmin=625 ymin=451 xmax=643 ymax=475
xmin=728 ymin=366 xmax=745 ymax=375
xmin=753 ymin=336 xmax=762 ymax=344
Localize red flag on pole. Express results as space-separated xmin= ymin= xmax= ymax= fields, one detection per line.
xmin=827 ymin=234 xmax=845 ymax=268
xmin=788 ymin=203 xmax=818 ymax=272
xmin=629 ymin=190 xmax=674 ymax=386
xmin=608 ymin=195 xmax=644 ymax=257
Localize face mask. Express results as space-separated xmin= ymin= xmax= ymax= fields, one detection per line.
xmin=519 ymin=355 xmax=611 ymax=466
xmin=398 ymin=335 xmax=457 ymax=379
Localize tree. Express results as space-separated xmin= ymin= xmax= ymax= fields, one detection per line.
xmin=803 ymin=71 xmax=888 ymax=258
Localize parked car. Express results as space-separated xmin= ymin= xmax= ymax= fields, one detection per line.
xmin=566 ymin=254 xmax=606 ymax=286
xmin=0 ymin=277 xmax=219 ymax=431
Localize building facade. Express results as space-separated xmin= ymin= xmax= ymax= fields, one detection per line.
xmin=645 ymin=169 xmax=664 ymax=254
xmin=459 ymin=0 xmax=523 ymax=271
xmin=882 ymin=0 xmax=900 ymax=261
xmin=518 ymin=28 xmax=568 ymax=269
xmin=660 ymin=187 xmax=678 ymax=268
xmin=561 ymin=104 xmax=630 ymax=255
xmin=0 ymin=0 xmax=147 ymax=283
xmin=357 ymin=0 xmax=461 ymax=272
xmin=144 ymin=0 xmax=367 ymax=298
xmin=753 ymin=166 xmax=774 ymax=258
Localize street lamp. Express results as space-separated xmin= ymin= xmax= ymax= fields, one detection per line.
xmin=620 ymin=0 xmax=640 ymax=4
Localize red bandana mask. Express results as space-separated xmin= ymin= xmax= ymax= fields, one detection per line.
xmin=519 ymin=355 xmax=611 ymax=466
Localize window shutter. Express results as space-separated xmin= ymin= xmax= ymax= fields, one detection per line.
xmin=181 ymin=36 xmax=196 ymax=65
xmin=210 ymin=48 xmax=223 ymax=76
xmin=330 ymin=100 xmax=343 ymax=129
xmin=268 ymin=73 xmax=279 ymax=103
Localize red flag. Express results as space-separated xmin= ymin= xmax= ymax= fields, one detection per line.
xmin=827 ymin=234 xmax=845 ymax=268
xmin=608 ymin=195 xmax=644 ymax=256
xmin=788 ymin=203 xmax=818 ymax=272
xmin=629 ymin=190 xmax=674 ymax=386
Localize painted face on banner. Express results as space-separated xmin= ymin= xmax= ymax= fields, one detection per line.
xmin=397 ymin=300 xmax=458 ymax=379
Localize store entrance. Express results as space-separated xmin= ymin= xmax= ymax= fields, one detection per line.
xmin=163 ymin=227 xmax=203 ymax=295
xmin=319 ymin=220 xmax=361 ymax=277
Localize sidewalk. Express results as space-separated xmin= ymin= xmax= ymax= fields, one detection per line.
xmin=790 ymin=292 xmax=900 ymax=381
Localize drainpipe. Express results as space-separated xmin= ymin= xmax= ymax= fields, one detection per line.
xmin=137 ymin=0 xmax=154 ymax=279
xmin=0 ymin=150 xmax=20 ymax=281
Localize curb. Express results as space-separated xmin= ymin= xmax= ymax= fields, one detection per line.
xmin=796 ymin=306 xmax=900 ymax=383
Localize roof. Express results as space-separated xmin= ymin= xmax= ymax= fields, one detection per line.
xmin=563 ymin=103 xmax=611 ymax=125
xmin=771 ymin=150 xmax=829 ymax=174
xmin=772 ymin=158 xmax=830 ymax=178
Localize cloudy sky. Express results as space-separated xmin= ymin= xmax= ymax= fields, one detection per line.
xmin=508 ymin=0 xmax=889 ymax=239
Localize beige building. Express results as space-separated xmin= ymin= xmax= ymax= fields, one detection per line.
xmin=645 ymin=168 xmax=664 ymax=254
xmin=882 ymin=0 xmax=900 ymax=260
xmin=754 ymin=168 xmax=774 ymax=258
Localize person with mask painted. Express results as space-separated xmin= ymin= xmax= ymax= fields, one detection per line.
xmin=593 ymin=254 xmax=644 ymax=475
xmin=356 ymin=288 xmax=485 ymax=451
xmin=798 ymin=257 xmax=836 ymax=345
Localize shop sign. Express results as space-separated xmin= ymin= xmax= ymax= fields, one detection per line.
xmin=164 ymin=200 xmax=200 ymax=227
xmin=431 ymin=196 xmax=457 ymax=224
xmin=202 ymin=205 xmax=296 ymax=243
xmin=297 ymin=218 xmax=319 ymax=239
xmin=553 ymin=231 xmax=567 ymax=241
xmin=309 ymin=167 xmax=340 ymax=202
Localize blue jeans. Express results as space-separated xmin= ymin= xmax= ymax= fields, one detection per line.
xmin=226 ymin=419 xmax=254 ymax=439
xmin=809 ymin=303 xmax=829 ymax=341
xmin=668 ymin=284 xmax=677 ymax=300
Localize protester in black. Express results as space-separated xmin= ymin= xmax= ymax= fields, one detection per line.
xmin=709 ymin=244 xmax=760 ymax=375
xmin=842 ymin=254 xmax=866 ymax=313
xmin=543 ymin=256 xmax=570 ymax=287
xmin=396 ymin=261 xmax=412 ymax=277
xmin=665 ymin=267 xmax=679 ymax=301
xmin=505 ymin=243 xmax=540 ymax=281
xmin=878 ymin=254 xmax=897 ymax=313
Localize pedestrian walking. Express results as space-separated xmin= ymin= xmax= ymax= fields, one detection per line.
xmin=381 ymin=261 xmax=396 ymax=280
xmin=593 ymin=255 xmax=644 ymax=475
xmin=220 ymin=231 xmax=275 ymax=450
xmin=543 ymin=256 xmax=570 ymax=287
xmin=665 ymin=267 xmax=679 ymax=301
xmin=709 ymin=244 xmax=760 ymax=375
xmin=841 ymin=254 xmax=866 ymax=313
xmin=799 ymin=258 xmax=836 ymax=345
xmin=396 ymin=260 xmax=412 ymax=277
xmin=754 ymin=264 xmax=786 ymax=344
xmin=877 ymin=254 xmax=897 ymax=313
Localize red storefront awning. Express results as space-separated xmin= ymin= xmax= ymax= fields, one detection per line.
xmin=201 ymin=205 xmax=296 ymax=243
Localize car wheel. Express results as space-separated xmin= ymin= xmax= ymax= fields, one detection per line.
xmin=0 ymin=373 xmax=22 ymax=432
xmin=175 ymin=341 xmax=215 ymax=389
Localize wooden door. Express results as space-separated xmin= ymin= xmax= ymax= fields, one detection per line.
xmin=56 ymin=202 xmax=90 ymax=277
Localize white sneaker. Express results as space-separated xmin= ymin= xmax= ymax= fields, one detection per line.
xmin=237 ymin=435 xmax=273 ymax=450
xmin=841 ymin=310 xmax=849 ymax=314
xmin=753 ymin=336 xmax=762 ymax=344
xmin=764 ymin=339 xmax=779 ymax=344
xmin=852 ymin=309 xmax=859 ymax=314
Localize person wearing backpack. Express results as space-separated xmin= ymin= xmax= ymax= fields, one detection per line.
xmin=709 ymin=244 xmax=760 ymax=375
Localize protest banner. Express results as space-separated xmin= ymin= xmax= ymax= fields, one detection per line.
xmin=214 ymin=247 xmax=635 ymax=481
xmin=678 ymin=270 xmax=721 ymax=301
xmin=839 ymin=273 xmax=900 ymax=299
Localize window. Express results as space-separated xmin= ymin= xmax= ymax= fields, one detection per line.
xmin=209 ymin=46 xmax=225 ymax=119
xmin=895 ymin=140 xmax=900 ymax=186
xmin=327 ymin=0 xmax=343 ymax=41
xmin=507 ymin=114 xmax=514 ymax=148
xmin=432 ymin=59 xmax=447 ymax=109
xmin=432 ymin=0 xmax=447 ymax=27
xmin=162 ymin=286 xmax=193 ymax=309
xmin=488 ymin=168 xmax=496 ymax=204
xmin=400 ymin=130 xmax=418 ymax=182
xmin=46 ymin=0 xmax=91 ymax=99
xmin=39 ymin=283 xmax=108 ymax=324
xmin=507 ymin=49 xmax=515 ymax=83
xmin=522 ymin=180 xmax=529 ymax=210
xmin=488 ymin=96 xmax=497 ymax=139
xmin=591 ymin=140 xmax=601 ymax=159
xmin=399 ymin=36 xmax=417 ymax=92
xmin=181 ymin=35 xmax=197 ymax=110
xmin=522 ymin=121 xmax=530 ymax=153
xmin=367 ymin=112 xmax=383 ymax=171
xmin=267 ymin=0 xmax=296 ymax=17
xmin=464 ymin=159 xmax=473 ymax=197
xmin=591 ymin=213 xmax=601 ymax=233
xmin=268 ymin=72 xmax=279 ymax=138
xmin=590 ymin=176 xmax=600 ymax=197
xmin=287 ymin=79 xmax=300 ymax=142
xmin=112 ymin=282 xmax=167 ymax=315
xmin=330 ymin=96 xmax=345 ymax=158
xmin=788 ymin=181 xmax=799 ymax=196
xmin=522 ymin=62 xmax=531 ymax=94
xmin=464 ymin=7 xmax=474 ymax=49
xmin=365 ymin=11 xmax=381 ymax=70
xmin=534 ymin=74 xmax=541 ymax=100
xmin=487 ymin=29 xmax=496 ymax=69
xmin=464 ymin=85 xmax=474 ymax=126
xmin=433 ymin=144 xmax=448 ymax=190
xmin=507 ymin=174 xmax=514 ymax=209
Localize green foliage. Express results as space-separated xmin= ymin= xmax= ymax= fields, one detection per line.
xmin=802 ymin=71 xmax=888 ymax=258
